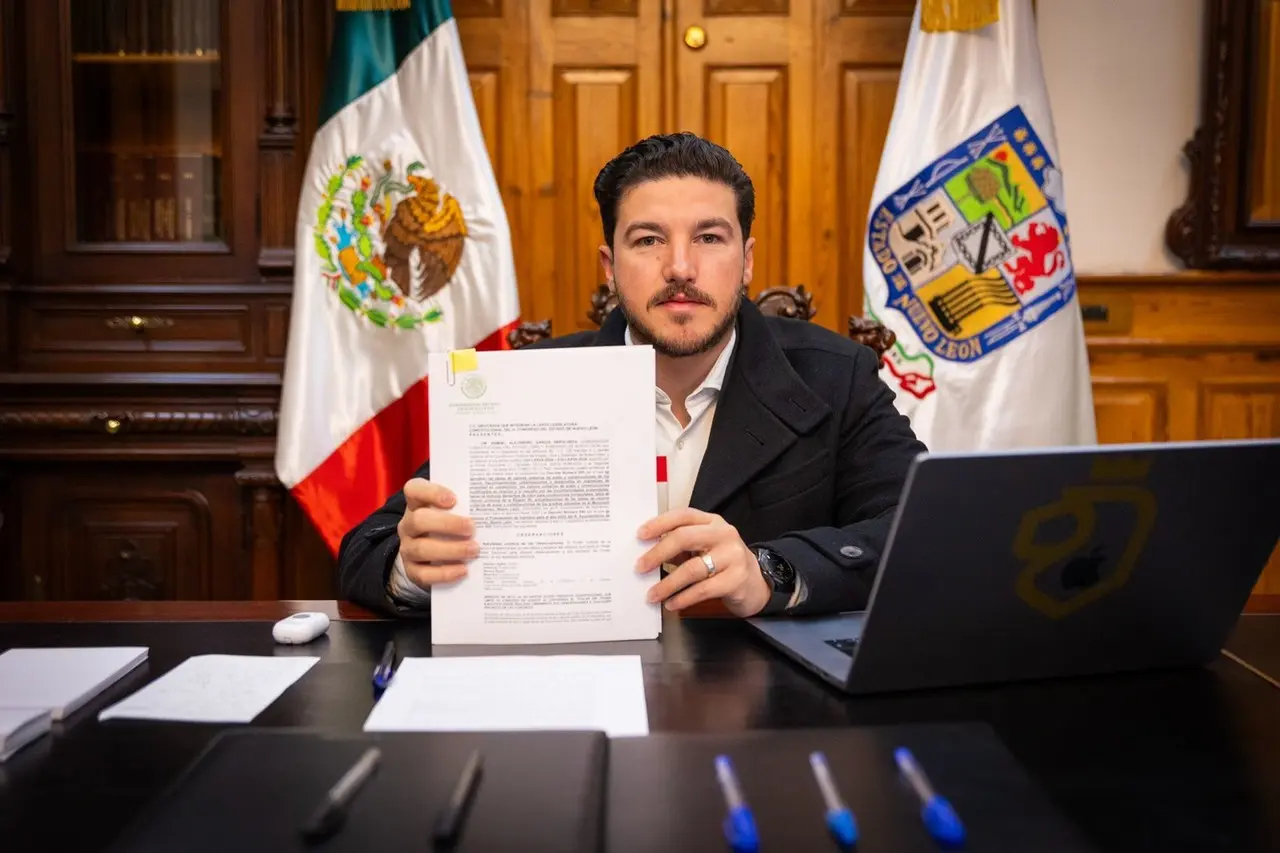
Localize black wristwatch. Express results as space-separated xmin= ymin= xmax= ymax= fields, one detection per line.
xmin=753 ymin=546 xmax=796 ymax=613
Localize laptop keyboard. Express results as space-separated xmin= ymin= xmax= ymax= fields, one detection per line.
xmin=824 ymin=637 xmax=860 ymax=657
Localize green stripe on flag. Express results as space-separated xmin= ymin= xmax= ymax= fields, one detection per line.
xmin=319 ymin=0 xmax=455 ymax=128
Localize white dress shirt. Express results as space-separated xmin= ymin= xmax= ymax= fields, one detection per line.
xmin=389 ymin=325 xmax=800 ymax=608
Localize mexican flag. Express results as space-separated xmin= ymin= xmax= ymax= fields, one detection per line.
xmin=276 ymin=0 xmax=520 ymax=554
xmin=863 ymin=0 xmax=1096 ymax=450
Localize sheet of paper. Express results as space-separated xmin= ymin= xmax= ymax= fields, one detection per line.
xmin=97 ymin=654 xmax=319 ymax=724
xmin=428 ymin=345 xmax=661 ymax=645
xmin=362 ymin=655 xmax=650 ymax=738
xmin=0 ymin=647 xmax=149 ymax=719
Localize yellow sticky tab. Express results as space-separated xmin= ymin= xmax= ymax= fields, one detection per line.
xmin=450 ymin=349 xmax=479 ymax=373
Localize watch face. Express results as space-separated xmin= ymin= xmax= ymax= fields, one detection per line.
xmin=757 ymin=548 xmax=795 ymax=587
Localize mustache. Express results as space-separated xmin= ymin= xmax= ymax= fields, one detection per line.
xmin=648 ymin=282 xmax=715 ymax=309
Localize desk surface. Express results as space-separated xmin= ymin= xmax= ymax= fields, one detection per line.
xmin=0 ymin=604 xmax=1278 ymax=853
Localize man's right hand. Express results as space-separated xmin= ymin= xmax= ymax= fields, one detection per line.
xmin=397 ymin=478 xmax=478 ymax=587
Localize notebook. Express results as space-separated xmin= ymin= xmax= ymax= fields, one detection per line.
xmin=0 ymin=707 xmax=52 ymax=761
xmin=0 ymin=647 xmax=149 ymax=720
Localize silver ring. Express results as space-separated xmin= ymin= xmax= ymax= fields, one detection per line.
xmin=701 ymin=553 xmax=716 ymax=577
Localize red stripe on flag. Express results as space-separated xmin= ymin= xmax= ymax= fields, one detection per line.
xmin=291 ymin=320 xmax=519 ymax=556
xmin=656 ymin=456 xmax=668 ymax=483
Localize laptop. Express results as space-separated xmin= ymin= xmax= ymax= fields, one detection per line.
xmin=746 ymin=439 xmax=1280 ymax=695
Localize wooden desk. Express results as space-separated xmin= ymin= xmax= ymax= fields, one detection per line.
xmin=1 ymin=604 xmax=1278 ymax=852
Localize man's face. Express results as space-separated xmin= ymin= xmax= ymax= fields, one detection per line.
xmin=600 ymin=176 xmax=754 ymax=357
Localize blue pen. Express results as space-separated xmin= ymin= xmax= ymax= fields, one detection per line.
xmin=809 ymin=751 xmax=858 ymax=848
xmin=894 ymin=747 xmax=965 ymax=848
xmin=372 ymin=640 xmax=396 ymax=691
xmin=715 ymin=755 xmax=759 ymax=853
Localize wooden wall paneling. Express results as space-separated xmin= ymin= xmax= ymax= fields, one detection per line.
xmin=457 ymin=0 xmax=532 ymax=324
xmin=17 ymin=465 xmax=244 ymax=602
xmin=814 ymin=1 xmax=911 ymax=329
xmin=0 ymin=0 xmax=14 ymax=277
xmin=674 ymin=0 xmax=811 ymax=306
xmin=281 ymin=492 xmax=338 ymax=599
xmin=0 ymin=462 xmax=16 ymax=599
xmin=1199 ymin=378 xmax=1280 ymax=442
xmin=235 ymin=463 xmax=284 ymax=599
xmin=259 ymin=0 xmax=302 ymax=276
xmin=1199 ymin=375 xmax=1280 ymax=597
xmin=529 ymin=0 xmax=662 ymax=337
xmin=1090 ymin=378 xmax=1170 ymax=444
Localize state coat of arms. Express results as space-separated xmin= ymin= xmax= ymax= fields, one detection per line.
xmin=868 ymin=106 xmax=1075 ymax=367
xmin=313 ymin=155 xmax=467 ymax=328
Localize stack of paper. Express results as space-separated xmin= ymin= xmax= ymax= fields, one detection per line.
xmin=0 ymin=646 xmax=149 ymax=762
xmin=0 ymin=708 xmax=52 ymax=761
xmin=0 ymin=646 xmax=149 ymax=720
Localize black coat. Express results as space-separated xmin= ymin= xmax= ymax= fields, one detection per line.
xmin=336 ymin=299 xmax=927 ymax=617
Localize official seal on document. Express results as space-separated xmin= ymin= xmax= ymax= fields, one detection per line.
xmin=867 ymin=105 xmax=1075 ymax=366
xmin=460 ymin=373 xmax=487 ymax=400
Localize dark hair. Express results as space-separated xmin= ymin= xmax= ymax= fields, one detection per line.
xmin=592 ymin=132 xmax=755 ymax=247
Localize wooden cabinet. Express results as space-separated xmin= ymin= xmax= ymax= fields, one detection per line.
xmin=1080 ymin=276 xmax=1280 ymax=600
xmin=0 ymin=0 xmax=1277 ymax=607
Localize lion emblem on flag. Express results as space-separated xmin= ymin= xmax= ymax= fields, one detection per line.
xmin=867 ymin=105 xmax=1075 ymax=366
xmin=313 ymin=155 xmax=467 ymax=329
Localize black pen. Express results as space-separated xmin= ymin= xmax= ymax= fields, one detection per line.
xmin=301 ymin=746 xmax=382 ymax=843
xmin=433 ymin=749 xmax=484 ymax=847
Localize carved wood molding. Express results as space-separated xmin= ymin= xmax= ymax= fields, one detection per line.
xmin=0 ymin=409 xmax=278 ymax=435
xmin=263 ymin=0 xmax=300 ymax=144
xmin=259 ymin=0 xmax=301 ymax=276
xmin=234 ymin=467 xmax=282 ymax=488
xmin=1166 ymin=0 xmax=1280 ymax=269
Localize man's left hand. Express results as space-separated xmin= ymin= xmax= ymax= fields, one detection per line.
xmin=635 ymin=508 xmax=771 ymax=617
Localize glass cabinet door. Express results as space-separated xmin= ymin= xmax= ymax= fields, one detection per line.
xmin=70 ymin=0 xmax=223 ymax=246
xmin=25 ymin=0 xmax=257 ymax=281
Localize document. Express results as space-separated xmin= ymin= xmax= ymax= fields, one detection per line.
xmin=0 ymin=646 xmax=148 ymax=719
xmin=97 ymin=654 xmax=319 ymax=724
xmin=428 ymin=345 xmax=661 ymax=645
xmin=362 ymin=655 xmax=650 ymax=737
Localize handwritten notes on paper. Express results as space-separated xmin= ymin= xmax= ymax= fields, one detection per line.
xmin=98 ymin=655 xmax=319 ymax=724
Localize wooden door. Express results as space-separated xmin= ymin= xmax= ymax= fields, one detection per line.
xmin=670 ymin=1 xmax=912 ymax=329
xmin=671 ymin=1 xmax=815 ymax=309
xmin=527 ymin=0 xmax=665 ymax=338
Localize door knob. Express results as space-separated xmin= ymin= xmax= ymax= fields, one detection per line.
xmin=684 ymin=25 xmax=707 ymax=50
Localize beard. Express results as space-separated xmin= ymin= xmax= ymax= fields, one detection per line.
xmin=615 ymin=279 xmax=743 ymax=358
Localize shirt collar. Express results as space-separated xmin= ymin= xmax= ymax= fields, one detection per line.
xmin=625 ymin=324 xmax=737 ymax=404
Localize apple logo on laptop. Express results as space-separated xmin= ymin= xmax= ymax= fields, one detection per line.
xmin=1061 ymin=545 xmax=1106 ymax=590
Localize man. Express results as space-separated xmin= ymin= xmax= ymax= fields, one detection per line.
xmin=337 ymin=132 xmax=926 ymax=618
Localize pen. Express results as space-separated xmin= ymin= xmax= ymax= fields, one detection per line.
xmin=300 ymin=746 xmax=382 ymax=843
xmin=373 ymin=639 xmax=396 ymax=691
xmin=894 ymin=746 xmax=965 ymax=848
xmin=809 ymin=751 xmax=858 ymax=848
xmin=433 ymin=749 xmax=484 ymax=847
xmin=715 ymin=755 xmax=759 ymax=853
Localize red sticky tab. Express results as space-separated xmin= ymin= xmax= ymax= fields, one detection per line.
xmin=656 ymin=456 xmax=668 ymax=483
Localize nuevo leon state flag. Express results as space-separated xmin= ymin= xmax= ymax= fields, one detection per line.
xmin=276 ymin=0 xmax=520 ymax=554
xmin=862 ymin=0 xmax=1096 ymax=450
